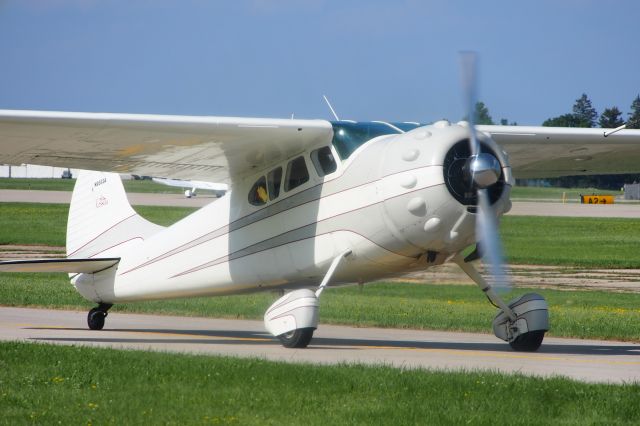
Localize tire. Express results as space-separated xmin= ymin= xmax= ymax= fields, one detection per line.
xmin=278 ymin=327 xmax=315 ymax=348
xmin=87 ymin=308 xmax=106 ymax=330
xmin=509 ymin=330 xmax=545 ymax=352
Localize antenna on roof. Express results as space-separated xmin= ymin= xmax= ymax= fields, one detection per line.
xmin=323 ymin=95 xmax=340 ymax=121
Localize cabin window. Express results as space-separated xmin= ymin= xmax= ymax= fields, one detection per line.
xmin=310 ymin=146 xmax=337 ymax=177
xmin=267 ymin=167 xmax=282 ymax=200
xmin=284 ymin=156 xmax=309 ymax=192
xmin=248 ymin=176 xmax=268 ymax=206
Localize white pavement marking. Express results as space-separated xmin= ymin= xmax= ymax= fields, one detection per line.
xmin=1 ymin=307 xmax=639 ymax=384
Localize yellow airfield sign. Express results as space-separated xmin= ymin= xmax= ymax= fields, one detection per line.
xmin=580 ymin=194 xmax=615 ymax=204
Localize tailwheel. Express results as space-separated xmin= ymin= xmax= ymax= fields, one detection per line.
xmin=278 ymin=327 xmax=315 ymax=348
xmin=509 ymin=330 xmax=545 ymax=352
xmin=87 ymin=303 xmax=112 ymax=330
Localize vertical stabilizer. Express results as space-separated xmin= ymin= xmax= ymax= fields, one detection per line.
xmin=66 ymin=171 xmax=164 ymax=258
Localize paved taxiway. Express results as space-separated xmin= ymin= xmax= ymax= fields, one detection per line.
xmin=507 ymin=200 xmax=640 ymax=218
xmin=1 ymin=189 xmax=638 ymax=217
xmin=2 ymin=307 xmax=638 ymax=384
xmin=0 ymin=189 xmax=214 ymax=207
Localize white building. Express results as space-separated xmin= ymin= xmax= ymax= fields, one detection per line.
xmin=0 ymin=164 xmax=82 ymax=178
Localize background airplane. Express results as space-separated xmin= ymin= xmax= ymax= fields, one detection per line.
xmin=152 ymin=177 xmax=228 ymax=198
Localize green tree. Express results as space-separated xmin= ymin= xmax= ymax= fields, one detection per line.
xmin=543 ymin=93 xmax=597 ymax=127
xmin=598 ymin=107 xmax=624 ymax=128
xmin=542 ymin=113 xmax=584 ymax=127
xmin=499 ymin=118 xmax=517 ymax=126
xmin=572 ymin=93 xmax=597 ymax=127
xmin=474 ymin=102 xmax=494 ymax=125
xmin=627 ymin=95 xmax=640 ymax=129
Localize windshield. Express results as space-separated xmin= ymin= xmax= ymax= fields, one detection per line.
xmin=331 ymin=121 xmax=400 ymax=160
xmin=330 ymin=121 xmax=427 ymax=160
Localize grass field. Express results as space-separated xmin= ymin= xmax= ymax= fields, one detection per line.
xmin=1 ymin=202 xmax=638 ymax=268
xmin=1 ymin=199 xmax=639 ymax=342
xmin=1 ymin=192 xmax=639 ymax=423
xmin=2 ymin=273 xmax=638 ymax=342
xmin=0 ymin=203 xmax=196 ymax=246
xmin=501 ymin=216 xmax=640 ymax=268
xmin=1 ymin=342 xmax=638 ymax=425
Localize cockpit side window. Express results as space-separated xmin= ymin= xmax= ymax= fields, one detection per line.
xmin=267 ymin=167 xmax=282 ymax=200
xmin=248 ymin=176 xmax=268 ymax=206
xmin=310 ymin=146 xmax=337 ymax=177
xmin=284 ymin=156 xmax=309 ymax=192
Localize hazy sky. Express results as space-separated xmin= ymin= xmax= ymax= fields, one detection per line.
xmin=1 ymin=0 xmax=638 ymax=125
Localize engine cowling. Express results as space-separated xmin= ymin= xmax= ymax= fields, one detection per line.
xmin=376 ymin=122 xmax=513 ymax=259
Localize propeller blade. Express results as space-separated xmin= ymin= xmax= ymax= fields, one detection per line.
xmin=476 ymin=189 xmax=510 ymax=291
xmin=459 ymin=51 xmax=511 ymax=292
xmin=459 ymin=51 xmax=479 ymax=157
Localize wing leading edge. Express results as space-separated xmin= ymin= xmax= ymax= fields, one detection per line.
xmin=0 ymin=110 xmax=334 ymax=184
xmin=478 ymin=125 xmax=640 ymax=178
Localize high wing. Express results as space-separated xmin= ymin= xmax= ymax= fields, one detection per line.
xmin=2 ymin=110 xmax=640 ymax=181
xmin=0 ymin=110 xmax=333 ymax=183
xmin=477 ymin=125 xmax=640 ymax=178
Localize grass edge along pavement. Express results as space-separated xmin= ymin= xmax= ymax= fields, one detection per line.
xmin=0 ymin=203 xmax=197 ymax=246
xmin=0 ymin=341 xmax=638 ymax=425
xmin=1 ymin=274 xmax=639 ymax=342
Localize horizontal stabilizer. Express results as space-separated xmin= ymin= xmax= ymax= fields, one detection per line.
xmin=0 ymin=258 xmax=120 ymax=273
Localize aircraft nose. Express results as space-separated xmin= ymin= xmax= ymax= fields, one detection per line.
xmin=375 ymin=123 xmax=513 ymax=258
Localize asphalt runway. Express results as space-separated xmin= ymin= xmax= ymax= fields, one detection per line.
xmin=507 ymin=200 xmax=640 ymax=218
xmin=1 ymin=189 xmax=638 ymax=216
xmin=2 ymin=307 xmax=638 ymax=384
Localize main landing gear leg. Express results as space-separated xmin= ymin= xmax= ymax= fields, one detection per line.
xmin=453 ymin=255 xmax=549 ymax=352
xmin=264 ymin=250 xmax=352 ymax=348
xmin=87 ymin=303 xmax=113 ymax=330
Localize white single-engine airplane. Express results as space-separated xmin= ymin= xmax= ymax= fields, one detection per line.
xmin=2 ymin=78 xmax=640 ymax=351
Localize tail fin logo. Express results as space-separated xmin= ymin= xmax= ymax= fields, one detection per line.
xmin=96 ymin=195 xmax=109 ymax=208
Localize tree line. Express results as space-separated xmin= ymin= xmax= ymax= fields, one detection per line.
xmin=471 ymin=94 xmax=640 ymax=129
xmin=471 ymin=94 xmax=640 ymax=189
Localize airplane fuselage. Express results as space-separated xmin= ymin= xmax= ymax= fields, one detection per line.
xmin=73 ymin=121 xmax=512 ymax=303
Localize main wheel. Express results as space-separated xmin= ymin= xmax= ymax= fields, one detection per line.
xmin=278 ymin=327 xmax=314 ymax=348
xmin=87 ymin=308 xmax=106 ymax=330
xmin=509 ymin=330 xmax=545 ymax=352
